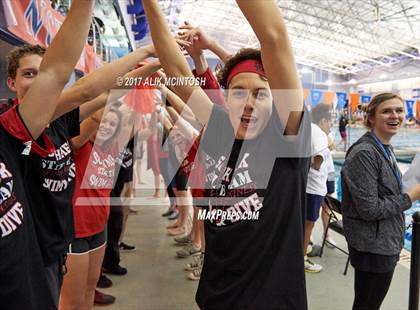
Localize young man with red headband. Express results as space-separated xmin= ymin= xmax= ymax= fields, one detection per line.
xmin=144 ymin=0 xmax=311 ymax=308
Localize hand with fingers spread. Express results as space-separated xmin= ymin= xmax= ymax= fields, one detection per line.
xmin=178 ymin=21 xmax=214 ymax=54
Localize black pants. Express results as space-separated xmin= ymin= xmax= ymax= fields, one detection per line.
xmin=44 ymin=255 xmax=66 ymax=310
xmin=353 ymin=269 xmax=394 ymax=310
xmin=102 ymin=203 xmax=123 ymax=269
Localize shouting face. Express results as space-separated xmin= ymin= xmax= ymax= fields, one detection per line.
xmin=227 ymin=72 xmax=272 ymax=140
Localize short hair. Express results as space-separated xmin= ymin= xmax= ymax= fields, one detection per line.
xmin=311 ymin=104 xmax=332 ymax=124
xmin=362 ymin=93 xmax=403 ymax=128
xmin=217 ymin=48 xmax=262 ymax=89
xmin=6 ymin=44 xmax=46 ymax=79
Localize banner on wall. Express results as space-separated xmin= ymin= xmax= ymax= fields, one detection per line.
xmin=1 ymin=0 xmax=101 ymax=73
xmin=349 ymin=93 xmax=360 ymax=113
xmin=336 ymin=92 xmax=347 ymax=111
xmin=361 ymin=95 xmax=371 ymax=104
xmin=310 ymin=89 xmax=323 ymax=107
xmin=405 ymin=100 xmax=415 ymax=119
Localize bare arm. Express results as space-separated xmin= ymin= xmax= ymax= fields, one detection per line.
xmin=52 ymin=45 xmax=156 ymax=120
xmin=70 ymin=109 xmax=103 ymax=152
xmin=179 ymin=22 xmax=231 ymax=64
xmin=19 ymin=0 xmax=94 ymax=139
xmin=143 ymin=1 xmax=213 ymax=126
xmin=236 ymin=0 xmax=303 ymax=135
xmin=159 ymin=85 xmax=196 ymax=125
xmin=75 ymin=61 xmax=161 ymax=122
xmin=78 ymin=91 xmax=109 ymax=122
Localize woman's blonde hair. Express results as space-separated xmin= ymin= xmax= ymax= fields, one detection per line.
xmin=362 ymin=93 xmax=403 ymax=128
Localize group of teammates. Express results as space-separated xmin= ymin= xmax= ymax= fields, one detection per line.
xmin=1 ymin=0 xmax=419 ymax=310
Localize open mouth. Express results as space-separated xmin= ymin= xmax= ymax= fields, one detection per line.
xmin=98 ymin=128 xmax=111 ymax=136
xmin=240 ymin=115 xmax=258 ymax=127
xmin=386 ymin=121 xmax=400 ymax=129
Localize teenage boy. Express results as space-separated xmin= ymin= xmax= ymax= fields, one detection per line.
xmin=5 ymin=25 xmax=159 ymax=310
xmin=143 ymin=1 xmax=311 ymax=308
xmin=303 ymin=104 xmax=333 ymax=273
xmin=0 ymin=1 xmax=94 ymax=308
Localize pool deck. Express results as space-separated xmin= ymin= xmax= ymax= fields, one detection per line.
xmin=100 ymin=158 xmax=414 ymax=310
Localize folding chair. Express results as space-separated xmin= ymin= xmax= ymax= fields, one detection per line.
xmin=319 ymin=196 xmax=351 ymax=275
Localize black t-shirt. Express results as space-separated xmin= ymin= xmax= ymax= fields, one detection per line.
xmin=112 ymin=138 xmax=135 ymax=197
xmin=196 ymin=105 xmax=311 ymax=310
xmin=0 ymin=107 xmax=53 ymax=309
xmin=23 ymin=108 xmax=80 ymax=266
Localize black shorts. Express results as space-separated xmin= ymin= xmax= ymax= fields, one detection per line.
xmin=67 ymin=230 xmax=106 ymax=255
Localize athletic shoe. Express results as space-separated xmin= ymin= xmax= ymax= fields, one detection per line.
xmin=97 ymin=274 xmax=112 ymax=288
xmin=304 ymin=258 xmax=323 ymax=273
xmin=167 ymin=210 xmax=179 ymax=220
xmin=102 ymin=265 xmax=128 ymax=276
xmin=307 ymin=244 xmax=322 ymax=257
xmin=174 ymin=235 xmax=192 ymax=245
xmin=162 ymin=208 xmax=174 ymax=217
xmin=176 ymin=244 xmax=201 ymax=258
xmin=185 ymin=253 xmax=204 ymax=271
xmin=188 ymin=267 xmax=202 ymax=280
xmin=325 ymin=236 xmax=337 ymax=248
xmin=94 ymin=290 xmax=116 ymax=306
xmin=119 ymin=242 xmax=136 ymax=252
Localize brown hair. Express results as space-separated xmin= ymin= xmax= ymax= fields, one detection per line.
xmin=100 ymin=108 xmax=123 ymax=150
xmin=217 ymin=48 xmax=262 ymax=89
xmin=6 ymin=44 xmax=46 ymax=79
xmin=363 ymin=93 xmax=403 ymax=128
xmin=311 ymin=104 xmax=332 ymax=124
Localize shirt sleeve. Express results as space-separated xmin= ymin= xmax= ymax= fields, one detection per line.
xmin=0 ymin=105 xmax=55 ymax=157
xmin=61 ymin=107 xmax=81 ymax=138
xmin=342 ymin=149 xmax=412 ymax=221
xmin=192 ymin=67 xmax=226 ymax=107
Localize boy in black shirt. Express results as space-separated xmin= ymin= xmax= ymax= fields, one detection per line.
xmin=5 ymin=22 xmax=160 ymax=309
xmin=0 ymin=0 xmax=94 ymax=308
xmin=144 ymin=0 xmax=311 ymax=309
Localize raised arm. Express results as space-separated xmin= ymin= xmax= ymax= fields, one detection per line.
xmin=63 ymin=61 xmax=161 ymax=122
xmin=158 ymin=84 xmax=197 ymax=126
xmin=53 ymin=45 xmax=157 ymax=120
xmin=143 ymin=0 xmax=213 ymax=126
xmin=18 ymin=0 xmax=94 ymax=139
xmin=179 ymin=22 xmax=231 ymax=64
xmin=236 ymin=0 xmax=303 ymax=135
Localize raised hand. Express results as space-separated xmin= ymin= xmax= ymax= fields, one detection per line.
xmin=178 ymin=21 xmax=214 ymax=53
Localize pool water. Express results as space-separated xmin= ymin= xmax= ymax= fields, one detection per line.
xmin=331 ymin=127 xmax=420 ymax=150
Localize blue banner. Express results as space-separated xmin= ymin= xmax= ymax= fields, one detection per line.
xmin=406 ymin=100 xmax=415 ymax=119
xmin=310 ymin=90 xmax=323 ymax=107
xmin=336 ymin=92 xmax=347 ymax=111
xmin=361 ymin=95 xmax=371 ymax=104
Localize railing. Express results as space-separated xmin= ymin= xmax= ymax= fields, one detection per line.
xmin=409 ymin=211 xmax=419 ymax=310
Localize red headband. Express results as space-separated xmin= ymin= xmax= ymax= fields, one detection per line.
xmin=227 ymin=59 xmax=266 ymax=86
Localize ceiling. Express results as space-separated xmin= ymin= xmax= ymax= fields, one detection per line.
xmin=151 ymin=0 xmax=420 ymax=75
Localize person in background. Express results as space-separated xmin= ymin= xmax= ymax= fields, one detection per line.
xmin=341 ymin=93 xmax=420 ymax=310
xmin=303 ymin=104 xmax=332 ymax=273
xmin=338 ymin=109 xmax=349 ymax=151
